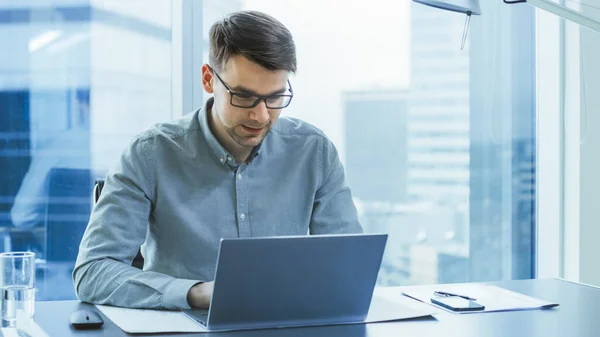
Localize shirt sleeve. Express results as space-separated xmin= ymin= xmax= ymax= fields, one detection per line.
xmin=309 ymin=136 xmax=364 ymax=235
xmin=72 ymin=135 xmax=201 ymax=309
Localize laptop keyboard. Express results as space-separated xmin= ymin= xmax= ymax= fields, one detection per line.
xmin=197 ymin=312 xmax=208 ymax=325
xmin=184 ymin=310 xmax=209 ymax=326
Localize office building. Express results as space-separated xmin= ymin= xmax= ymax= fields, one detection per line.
xmin=406 ymin=2 xmax=536 ymax=283
xmin=407 ymin=3 xmax=470 ymax=205
xmin=469 ymin=139 xmax=536 ymax=281
xmin=468 ymin=5 xmax=536 ymax=281
xmin=357 ymin=201 xmax=465 ymax=286
xmin=409 ymin=244 xmax=469 ymax=285
xmin=342 ymin=89 xmax=410 ymax=205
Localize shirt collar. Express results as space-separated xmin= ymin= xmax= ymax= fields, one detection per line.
xmin=198 ymin=97 xmax=262 ymax=167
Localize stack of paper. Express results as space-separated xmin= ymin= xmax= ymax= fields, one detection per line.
xmin=400 ymin=283 xmax=559 ymax=314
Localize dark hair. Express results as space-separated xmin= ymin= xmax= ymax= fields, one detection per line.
xmin=209 ymin=10 xmax=297 ymax=73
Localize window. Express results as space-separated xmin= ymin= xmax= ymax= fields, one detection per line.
xmin=0 ymin=0 xmax=537 ymax=301
xmin=538 ymin=2 xmax=600 ymax=284
xmin=0 ymin=0 xmax=174 ymax=300
xmin=561 ymin=9 xmax=600 ymax=286
xmin=226 ymin=0 xmax=536 ymax=285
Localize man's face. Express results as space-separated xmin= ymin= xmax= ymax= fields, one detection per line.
xmin=206 ymin=55 xmax=290 ymax=148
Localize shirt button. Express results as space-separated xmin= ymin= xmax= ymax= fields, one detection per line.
xmin=240 ymin=213 xmax=246 ymax=220
xmin=237 ymin=174 xmax=242 ymax=180
xmin=219 ymin=157 xmax=224 ymax=163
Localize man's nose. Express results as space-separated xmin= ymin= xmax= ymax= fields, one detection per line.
xmin=250 ymin=100 xmax=270 ymax=124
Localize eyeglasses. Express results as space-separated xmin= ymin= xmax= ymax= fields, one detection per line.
xmin=212 ymin=69 xmax=294 ymax=109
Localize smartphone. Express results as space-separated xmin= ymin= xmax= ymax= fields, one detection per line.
xmin=430 ymin=297 xmax=485 ymax=312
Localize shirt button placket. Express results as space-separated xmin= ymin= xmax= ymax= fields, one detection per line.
xmin=236 ymin=167 xmax=250 ymax=237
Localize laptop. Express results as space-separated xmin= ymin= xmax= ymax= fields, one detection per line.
xmin=182 ymin=233 xmax=388 ymax=331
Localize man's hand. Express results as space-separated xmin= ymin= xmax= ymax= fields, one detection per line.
xmin=187 ymin=281 xmax=214 ymax=309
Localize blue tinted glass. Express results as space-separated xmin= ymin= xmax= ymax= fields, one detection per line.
xmin=0 ymin=2 xmax=173 ymax=300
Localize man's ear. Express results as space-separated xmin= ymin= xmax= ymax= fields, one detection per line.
xmin=202 ymin=64 xmax=214 ymax=94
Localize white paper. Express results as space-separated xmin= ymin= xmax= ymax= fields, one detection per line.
xmin=400 ymin=283 xmax=559 ymax=314
xmin=374 ymin=287 xmax=443 ymax=315
xmin=95 ymin=305 xmax=207 ymax=333
xmin=95 ymin=290 xmax=437 ymax=334
xmin=365 ymin=294 xmax=438 ymax=322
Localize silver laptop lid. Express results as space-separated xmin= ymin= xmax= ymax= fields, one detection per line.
xmin=205 ymin=233 xmax=388 ymax=331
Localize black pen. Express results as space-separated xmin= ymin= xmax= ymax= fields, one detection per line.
xmin=433 ymin=291 xmax=477 ymax=301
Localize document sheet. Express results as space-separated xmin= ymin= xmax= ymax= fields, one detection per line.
xmin=400 ymin=283 xmax=559 ymax=314
xmin=96 ymin=293 xmax=437 ymax=334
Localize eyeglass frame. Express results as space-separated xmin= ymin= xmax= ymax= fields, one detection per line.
xmin=211 ymin=68 xmax=294 ymax=109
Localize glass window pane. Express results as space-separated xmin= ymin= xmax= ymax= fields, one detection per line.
xmin=232 ymin=0 xmax=536 ymax=285
xmin=0 ymin=0 xmax=173 ymax=300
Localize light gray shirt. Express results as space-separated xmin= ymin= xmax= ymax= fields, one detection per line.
xmin=73 ymin=98 xmax=363 ymax=310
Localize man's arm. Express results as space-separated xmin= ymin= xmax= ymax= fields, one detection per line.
xmin=309 ymin=136 xmax=363 ymax=235
xmin=72 ymin=136 xmax=201 ymax=309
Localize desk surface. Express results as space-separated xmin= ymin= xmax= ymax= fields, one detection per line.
xmin=34 ymin=278 xmax=600 ymax=337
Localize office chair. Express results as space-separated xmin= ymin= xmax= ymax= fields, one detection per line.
xmin=93 ymin=179 xmax=145 ymax=269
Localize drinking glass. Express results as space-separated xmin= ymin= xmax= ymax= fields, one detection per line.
xmin=0 ymin=252 xmax=35 ymax=327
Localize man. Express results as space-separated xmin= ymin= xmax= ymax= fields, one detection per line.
xmin=73 ymin=10 xmax=362 ymax=310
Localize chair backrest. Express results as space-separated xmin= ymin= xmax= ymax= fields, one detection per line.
xmin=93 ymin=179 xmax=144 ymax=269
xmin=93 ymin=179 xmax=104 ymax=204
xmin=44 ymin=168 xmax=93 ymax=262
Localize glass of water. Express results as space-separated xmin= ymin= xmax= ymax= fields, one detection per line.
xmin=0 ymin=252 xmax=35 ymax=327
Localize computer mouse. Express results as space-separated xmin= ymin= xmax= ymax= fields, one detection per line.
xmin=69 ymin=309 xmax=104 ymax=329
